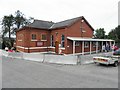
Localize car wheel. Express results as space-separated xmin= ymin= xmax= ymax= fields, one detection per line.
xmin=114 ymin=61 xmax=118 ymax=67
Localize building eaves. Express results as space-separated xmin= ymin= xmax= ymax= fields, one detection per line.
xmin=67 ymin=37 xmax=114 ymax=42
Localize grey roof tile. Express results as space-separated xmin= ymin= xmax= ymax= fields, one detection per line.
xmin=28 ymin=20 xmax=54 ymax=29
xmin=50 ymin=16 xmax=82 ymax=29
xmin=22 ymin=16 xmax=94 ymax=31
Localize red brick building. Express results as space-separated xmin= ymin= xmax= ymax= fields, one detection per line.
xmin=16 ymin=16 xmax=114 ymax=54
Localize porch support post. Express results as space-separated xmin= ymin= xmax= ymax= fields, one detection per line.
xmin=110 ymin=41 xmax=112 ymax=50
xmin=90 ymin=41 xmax=92 ymax=54
xmin=73 ymin=40 xmax=75 ymax=54
xmin=96 ymin=41 xmax=98 ymax=53
xmin=106 ymin=41 xmax=108 ymax=46
xmin=114 ymin=41 xmax=115 ymax=45
xmin=102 ymin=41 xmax=103 ymax=52
xmin=82 ymin=41 xmax=84 ymax=55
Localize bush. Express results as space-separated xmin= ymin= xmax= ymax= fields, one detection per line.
xmin=2 ymin=37 xmax=15 ymax=49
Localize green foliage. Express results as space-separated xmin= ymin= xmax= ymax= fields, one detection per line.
xmin=2 ymin=15 xmax=14 ymax=38
xmin=1 ymin=10 xmax=34 ymax=38
xmin=1 ymin=10 xmax=34 ymax=48
xmin=108 ymin=25 xmax=120 ymax=47
xmin=13 ymin=10 xmax=34 ymax=35
xmin=14 ymin=10 xmax=26 ymax=29
xmin=94 ymin=28 xmax=106 ymax=39
xmin=108 ymin=25 xmax=120 ymax=40
xmin=2 ymin=37 xmax=15 ymax=49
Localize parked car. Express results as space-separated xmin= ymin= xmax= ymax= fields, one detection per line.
xmin=113 ymin=48 xmax=120 ymax=55
xmin=93 ymin=55 xmax=120 ymax=67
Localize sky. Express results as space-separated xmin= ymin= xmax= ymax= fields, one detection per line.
xmin=0 ymin=0 xmax=119 ymax=35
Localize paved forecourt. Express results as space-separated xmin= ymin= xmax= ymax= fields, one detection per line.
xmin=2 ymin=55 xmax=118 ymax=88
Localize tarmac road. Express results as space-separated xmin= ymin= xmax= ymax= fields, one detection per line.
xmin=2 ymin=56 xmax=118 ymax=88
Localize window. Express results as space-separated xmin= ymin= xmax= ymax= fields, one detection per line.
xmin=32 ymin=34 xmax=36 ymax=40
xmin=51 ymin=35 xmax=54 ymax=47
xmin=85 ymin=42 xmax=89 ymax=48
xmin=41 ymin=34 xmax=47 ymax=41
xmin=92 ymin=42 xmax=96 ymax=47
xmin=75 ymin=41 xmax=80 ymax=46
xmin=61 ymin=35 xmax=65 ymax=47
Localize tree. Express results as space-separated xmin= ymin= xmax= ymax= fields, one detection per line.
xmin=108 ymin=26 xmax=120 ymax=40
xmin=2 ymin=14 xmax=14 ymax=39
xmin=108 ymin=29 xmax=116 ymax=40
xmin=94 ymin=28 xmax=106 ymax=39
xmin=1 ymin=10 xmax=34 ymax=48
xmin=108 ymin=25 xmax=120 ymax=46
xmin=13 ymin=10 xmax=34 ymax=35
xmin=14 ymin=10 xmax=26 ymax=29
xmin=1 ymin=15 xmax=14 ymax=48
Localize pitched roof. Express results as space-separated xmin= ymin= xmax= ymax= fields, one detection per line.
xmin=50 ymin=16 xmax=82 ymax=29
xmin=18 ymin=16 xmax=94 ymax=31
xmin=27 ymin=20 xmax=54 ymax=29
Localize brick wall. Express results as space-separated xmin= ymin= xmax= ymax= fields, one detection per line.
xmin=16 ymin=18 xmax=94 ymax=54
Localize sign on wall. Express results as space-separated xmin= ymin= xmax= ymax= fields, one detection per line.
xmin=37 ymin=41 xmax=43 ymax=46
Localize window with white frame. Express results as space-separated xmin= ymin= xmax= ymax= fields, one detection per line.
xmin=51 ymin=35 xmax=54 ymax=47
xmin=61 ymin=35 xmax=65 ymax=47
xmin=41 ymin=34 xmax=47 ymax=41
xmin=84 ymin=42 xmax=89 ymax=48
xmin=31 ymin=34 xmax=36 ymax=40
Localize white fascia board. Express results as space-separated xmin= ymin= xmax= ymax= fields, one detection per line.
xmin=67 ymin=37 xmax=114 ymax=42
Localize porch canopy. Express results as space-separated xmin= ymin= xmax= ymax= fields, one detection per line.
xmin=67 ymin=37 xmax=115 ymax=54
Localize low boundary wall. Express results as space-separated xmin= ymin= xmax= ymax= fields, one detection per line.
xmin=44 ymin=54 xmax=77 ymax=64
xmin=2 ymin=51 xmax=78 ymax=65
xmin=23 ymin=53 xmax=44 ymax=62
